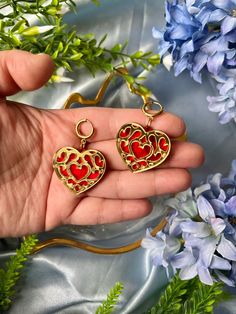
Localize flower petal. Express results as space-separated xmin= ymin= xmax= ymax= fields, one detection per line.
xmin=210 ymin=217 xmax=226 ymax=236
xmin=212 ymin=0 xmax=235 ymax=11
xmin=209 ymin=9 xmax=227 ymax=22
xmin=169 ymin=24 xmax=194 ymax=40
xmin=193 ymin=51 xmax=208 ymax=72
xmin=180 ymin=39 xmax=194 ymax=58
xmin=181 ymin=221 xmax=211 ymax=237
xmin=207 ymin=52 xmax=225 ymax=75
xmin=201 ymin=36 xmax=228 ymax=54
xmin=225 ymin=196 xmax=236 ymax=216
xmin=162 ymin=53 xmax=173 ymax=71
xmin=215 ymin=270 xmax=235 ymax=287
xmin=210 ymin=255 xmax=231 ymax=270
xmin=194 ymin=183 xmax=211 ymax=197
xmin=210 ymin=199 xmax=226 ymax=217
xmin=197 ymin=195 xmax=215 ymax=220
xmin=179 ymin=263 xmax=198 ymax=280
xmin=200 ymin=237 xmax=218 ymax=267
xmin=152 ymin=27 xmax=164 ymax=40
xmin=219 ymin=110 xmax=233 ymax=124
xmin=172 ymin=248 xmax=196 ymax=268
xmin=165 ymin=237 xmax=181 ymax=255
xmin=208 ymin=99 xmax=226 ymax=112
xmin=174 ymin=56 xmax=189 ymax=76
xmin=219 ymin=78 xmax=235 ymax=95
xmin=217 ymin=235 xmax=236 ymax=261
xmin=198 ymin=267 xmax=213 ymax=285
xmin=221 ymin=16 xmax=236 ymax=35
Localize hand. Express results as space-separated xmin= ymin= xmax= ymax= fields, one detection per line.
xmin=0 ymin=50 xmax=204 ymax=237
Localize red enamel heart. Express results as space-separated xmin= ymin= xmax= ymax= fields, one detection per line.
xmin=117 ymin=123 xmax=171 ymax=173
xmin=131 ymin=141 xmax=151 ymax=158
xmin=53 ymin=147 xmax=106 ymax=194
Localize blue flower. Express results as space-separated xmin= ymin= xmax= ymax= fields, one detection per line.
xmin=215 ymin=261 xmax=236 ymax=287
xmin=141 ymin=229 xmax=181 ymax=273
xmin=198 ymin=0 xmax=236 ymax=35
xmin=195 ymin=160 xmax=236 ymax=240
xmin=153 ymin=0 xmax=236 ymax=82
xmin=180 ymin=195 xmax=226 ymax=239
xmin=172 ymin=236 xmax=231 ymax=285
xmin=142 ymin=160 xmax=236 ymax=286
xmin=207 ymin=71 xmax=236 ymax=123
xmin=165 ymin=189 xmax=199 ymax=236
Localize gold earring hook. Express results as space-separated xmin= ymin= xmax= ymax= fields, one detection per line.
xmin=75 ymin=119 xmax=95 ymax=150
xmin=76 ymin=119 xmax=94 ymax=140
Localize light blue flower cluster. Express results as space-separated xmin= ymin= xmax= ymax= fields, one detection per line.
xmin=153 ymin=0 xmax=236 ymax=123
xmin=142 ymin=160 xmax=236 ymax=286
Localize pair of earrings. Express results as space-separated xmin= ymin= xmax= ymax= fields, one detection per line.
xmin=53 ymin=99 xmax=171 ymax=195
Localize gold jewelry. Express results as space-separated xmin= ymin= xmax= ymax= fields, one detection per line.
xmin=31 ymin=68 xmax=186 ymax=255
xmin=116 ymin=100 xmax=171 ymax=173
xmin=53 ymin=119 xmax=106 ymax=195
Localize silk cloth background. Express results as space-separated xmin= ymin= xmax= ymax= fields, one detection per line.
xmin=1 ymin=0 xmax=236 ymax=313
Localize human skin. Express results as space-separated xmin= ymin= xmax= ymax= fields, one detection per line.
xmin=0 ymin=50 xmax=204 ymax=237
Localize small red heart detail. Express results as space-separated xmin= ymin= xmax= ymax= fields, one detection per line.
xmin=131 ymin=141 xmax=151 ymax=158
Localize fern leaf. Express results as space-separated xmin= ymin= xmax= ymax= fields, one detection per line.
xmin=96 ymin=282 xmax=124 ymax=314
xmin=0 ymin=235 xmax=38 ymax=311
xmin=146 ymin=273 xmax=228 ymax=314
xmin=181 ymin=281 xmax=226 ymax=314
xmin=146 ymin=273 xmax=190 ymax=314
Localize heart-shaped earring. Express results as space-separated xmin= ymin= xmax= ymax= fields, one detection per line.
xmin=116 ymin=100 xmax=171 ymax=173
xmin=53 ymin=119 xmax=106 ymax=194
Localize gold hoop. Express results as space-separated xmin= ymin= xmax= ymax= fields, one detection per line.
xmin=142 ymin=99 xmax=163 ymax=118
xmin=75 ymin=119 xmax=94 ymax=140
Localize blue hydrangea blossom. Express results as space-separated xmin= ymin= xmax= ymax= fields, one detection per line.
xmin=154 ymin=0 xmax=236 ymax=123
xmin=142 ymin=160 xmax=236 ymax=286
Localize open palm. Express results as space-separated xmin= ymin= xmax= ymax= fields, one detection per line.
xmin=0 ymin=50 xmax=204 ymax=237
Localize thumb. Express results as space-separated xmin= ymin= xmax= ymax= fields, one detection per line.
xmin=0 ymin=50 xmax=54 ymax=97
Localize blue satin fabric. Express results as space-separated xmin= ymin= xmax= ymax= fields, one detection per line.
xmin=1 ymin=0 xmax=236 ymax=313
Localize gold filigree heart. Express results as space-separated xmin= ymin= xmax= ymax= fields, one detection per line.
xmin=116 ymin=123 xmax=171 ymax=173
xmin=53 ymin=147 xmax=106 ymax=195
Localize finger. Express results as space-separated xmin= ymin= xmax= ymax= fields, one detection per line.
xmin=51 ymin=108 xmax=186 ymax=144
xmin=88 ymin=140 xmax=204 ymax=170
xmin=87 ymin=168 xmax=191 ymax=199
xmin=0 ymin=50 xmax=54 ymax=96
xmin=64 ymin=197 xmax=152 ymax=225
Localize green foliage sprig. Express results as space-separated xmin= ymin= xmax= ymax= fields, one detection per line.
xmin=146 ymin=273 xmax=227 ymax=314
xmin=0 ymin=0 xmax=160 ymax=84
xmin=96 ymin=282 xmax=124 ymax=314
xmin=0 ymin=235 xmax=38 ymax=311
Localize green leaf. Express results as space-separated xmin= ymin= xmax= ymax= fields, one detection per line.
xmin=58 ymin=41 xmax=64 ymax=52
xmin=0 ymin=20 xmax=5 ymax=32
xmin=52 ymin=49 xmax=59 ymax=59
xmin=131 ymin=50 xmax=144 ymax=59
xmin=74 ymin=38 xmax=81 ymax=46
xmin=0 ymin=235 xmax=38 ymax=311
xmin=51 ymin=0 xmax=59 ymax=5
xmin=111 ymin=43 xmax=123 ymax=53
xmin=98 ymin=34 xmax=107 ymax=47
xmin=47 ymin=6 xmax=59 ymax=15
xmin=95 ymin=282 xmax=124 ymax=314
xmin=124 ymin=75 xmax=135 ymax=84
xmin=70 ymin=52 xmax=83 ymax=60
xmin=11 ymin=20 xmax=26 ymax=33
